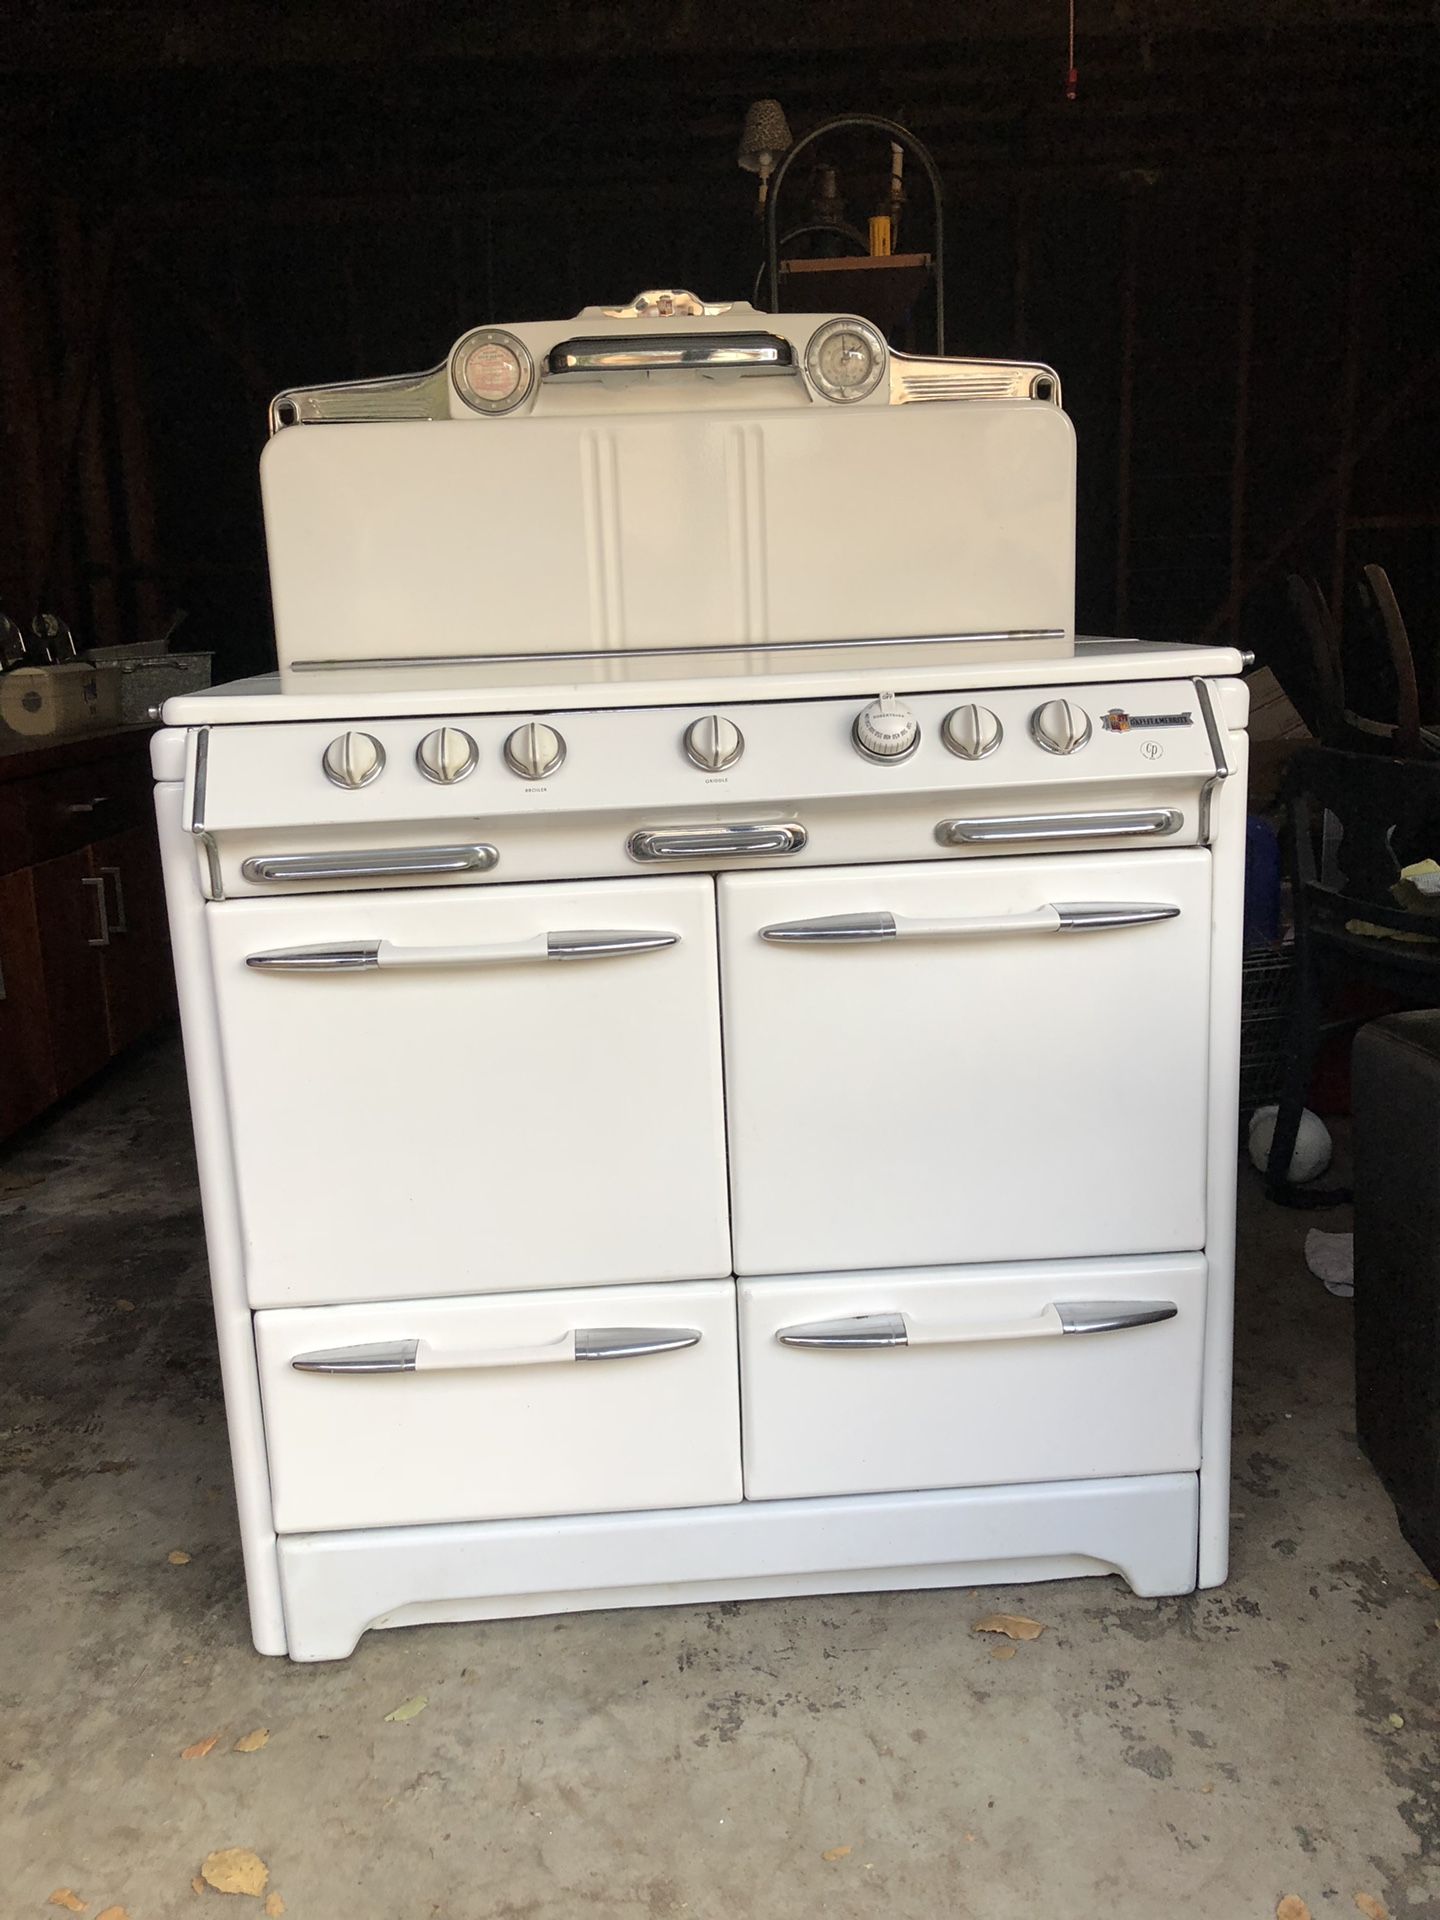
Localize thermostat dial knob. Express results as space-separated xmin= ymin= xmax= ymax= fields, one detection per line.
xmin=415 ymin=726 xmax=478 ymax=785
xmin=853 ymin=695 xmax=920 ymax=762
xmin=684 ymin=713 xmax=744 ymax=771
xmin=942 ymin=704 xmax=1003 ymax=760
xmin=504 ymin=721 xmax=565 ymax=781
xmin=1031 ymin=698 xmax=1092 ymax=756
xmin=322 ymin=731 xmax=386 ymax=789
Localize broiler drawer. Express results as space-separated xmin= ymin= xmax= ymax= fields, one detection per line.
xmin=256 ymin=1280 xmax=741 ymax=1533
xmin=738 ymin=1255 xmax=1206 ymax=1501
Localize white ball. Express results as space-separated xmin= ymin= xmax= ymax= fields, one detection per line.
xmin=1248 ymin=1103 xmax=1333 ymax=1183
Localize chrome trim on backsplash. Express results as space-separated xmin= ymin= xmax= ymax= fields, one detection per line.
xmin=288 ymin=630 xmax=1067 ymax=674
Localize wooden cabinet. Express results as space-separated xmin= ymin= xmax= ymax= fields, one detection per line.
xmin=28 ymin=845 xmax=113 ymax=1095
xmin=0 ymin=726 xmax=174 ymax=1140
xmin=0 ymin=866 xmax=56 ymax=1135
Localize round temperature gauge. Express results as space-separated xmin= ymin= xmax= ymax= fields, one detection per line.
xmin=805 ymin=316 xmax=887 ymax=404
xmin=452 ymin=329 xmax=535 ymax=415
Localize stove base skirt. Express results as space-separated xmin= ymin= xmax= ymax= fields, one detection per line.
xmin=274 ymin=1473 xmax=1200 ymax=1661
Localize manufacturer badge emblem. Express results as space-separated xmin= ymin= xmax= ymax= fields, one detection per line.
xmin=1101 ymin=708 xmax=1194 ymax=733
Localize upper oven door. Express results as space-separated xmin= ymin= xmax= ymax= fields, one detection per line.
xmin=207 ymin=876 xmax=730 ymax=1308
xmin=719 ymin=848 xmax=1213 ymax=1278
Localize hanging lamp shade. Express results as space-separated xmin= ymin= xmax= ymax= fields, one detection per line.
xmin=737 ymin=98 xmax=792 ymax=177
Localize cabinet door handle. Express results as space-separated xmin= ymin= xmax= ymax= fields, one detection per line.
xmin=776 ymin=1301 xmax=1179 ymax=1348
xmin=81 ymin=874 xmax=111 ymax=947
xmin=99 ymin=864 xmax=128 ymax=934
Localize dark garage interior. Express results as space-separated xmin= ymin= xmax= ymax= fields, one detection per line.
xmin=2 ymin=6 xmax=1440 ymax=1916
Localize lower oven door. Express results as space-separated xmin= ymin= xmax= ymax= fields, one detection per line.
xmin=719 ymin=848 xmax=1212 ymax=1276
xmin=207 ymin=876 xmax=730 ymax=1307
xmin=255 ymin=1280 xmax=741 ymax=1532
xmin=739 ymin=1255 xmax=1205 ymax=1500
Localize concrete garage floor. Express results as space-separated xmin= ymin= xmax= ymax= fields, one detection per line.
xmin=2 ymin=1037 xmax=1437 ymax=1920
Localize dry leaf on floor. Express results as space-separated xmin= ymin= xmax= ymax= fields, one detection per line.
xmin=182 ymin=1734 xmax=221 ymax=1760
xmin=47 ymin=1895 xmax=87 ymax=1914
xmin=990 ymin=1644 xmax=1018 ymax=1661
xmin=199 ymin=1848 xmax=269 ymax=1897
xmin=821 ymin=1846 xmax=852 ymax=1862
xmin=168 ymin=1550 xmax=192 ymax=1566
xmin=233 ymin=1728 xmax=270 ymax=1753
xmin=96 ymin=1908 xmax=130 ymax=1919
xmin=383 ymin=1695 xmax=428 ymax=1723
xmin=1276 ymin=1899 xmax=1313 ymax=1920
xmin=972 ymin=1613 xmax=1045 ymax=1642
xmin=114 ymin=1300 xmax=136 ymax=1312
xmin=264 ymin=1897 xmax=286 ymax=1918
xmin=1355 ymin=1897 xmax=1388 ymax=1920
xmin=191 ymin=1878 xmax=206 ymax=1895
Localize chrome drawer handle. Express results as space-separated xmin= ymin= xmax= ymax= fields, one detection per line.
xmin=627 ymin=822 xmax=807 ymax=862
xmin=240 ymin=845 xmax=499 ymax=884
xmin=760 ymin=903 xmax=1179 ymax=944
xmin=777 ymin=1301 xmax=1179 ymax=1349
xmin=936 ymin=809 xmax=1183 ymax=847
xmin=246 ymin=929 xmax=679 ymax=972
xmin=291 ymin=1327 xmax=703 ymax=1373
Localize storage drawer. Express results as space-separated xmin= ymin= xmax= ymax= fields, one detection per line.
xmin=0 ymin=754 xmax=152 ymax=872
xmin=738 ymin=1255 xmax=1206 ymax=1501
xmin=256 ymin=1280 xmax=742 ymax=1533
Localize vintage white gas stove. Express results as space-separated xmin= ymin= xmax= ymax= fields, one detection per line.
xmin=153 ymin=293 xmax=1248 ymax=1660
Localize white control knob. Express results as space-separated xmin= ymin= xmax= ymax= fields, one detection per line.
xmin=504 ymin=721 xmax=565 ymax=780
xmin=942 ymin=703 xmax=1003 ymax=760
xmin=322 ymin=730 xmax=385 ymax=789
xmin=1031 ymin=698 xmax=1092 ymax=755
xmin=415 ymin=726 xmax=478 ymax=785
xmin=853 ymin=694 xmax=920 ymax=762
xmin=684 ymin=713 xmax=744 ymax=771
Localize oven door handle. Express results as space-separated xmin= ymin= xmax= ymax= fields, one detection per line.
xmin=759 ymin=902 xmax=1180 ymax=944
xmin=246 ymin=929 xmax=680 ymax=971
xmin=776 ymin=1301 xmax=1179 ymax=1349
xmin=291 ymin=1327 xmax=703 ymax=1373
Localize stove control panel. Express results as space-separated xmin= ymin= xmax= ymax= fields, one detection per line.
xmin=192 ymin=677 xmax=1233 ymax=897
